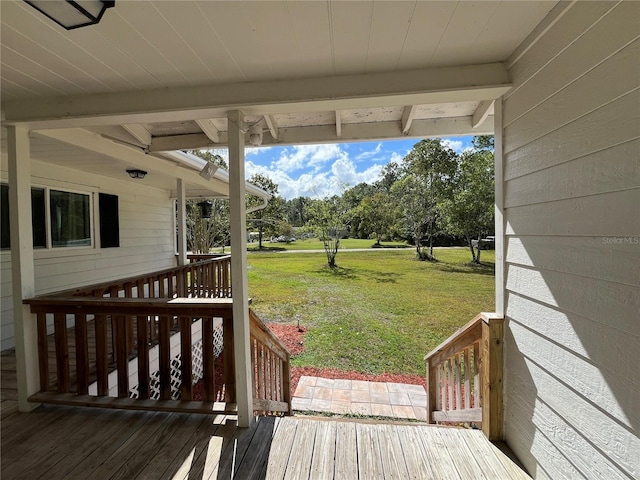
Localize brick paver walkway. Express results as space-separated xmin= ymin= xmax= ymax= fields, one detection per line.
xmin=292 ymin=375 xmax=428 ymax=421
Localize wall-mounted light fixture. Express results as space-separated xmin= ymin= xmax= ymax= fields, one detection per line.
xmin=24 ymin=0 xmax=115 ymax=30
xmin=126 ymin=169 xmax=147 ymax=180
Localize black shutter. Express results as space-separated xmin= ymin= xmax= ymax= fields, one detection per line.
xmin=99 ymin=193 xmax=119 ymax=248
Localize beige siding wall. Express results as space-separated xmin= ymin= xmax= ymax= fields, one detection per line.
xmin=0 ymin=160 xmax=176 ymax=351
xmin=502 ymin=2 xmax=639 ymax=479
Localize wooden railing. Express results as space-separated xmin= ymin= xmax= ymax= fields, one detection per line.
xmin=25 ymin=296 xmax=236 ymax=413
xmin=23 ymin=256 xmax=293 ymax=416
xmin=249 ymin=309 xmax=292 ymax=415
xmin=424 ymin=313 xmax=504 ymax=440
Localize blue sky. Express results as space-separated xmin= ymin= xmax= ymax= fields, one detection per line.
xmin=207 ymin=136 xmax=474 ymax=199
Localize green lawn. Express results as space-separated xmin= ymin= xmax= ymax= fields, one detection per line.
xmin=248 ymin=248 xmax=495 ymax=377
xmin=215 ymin=238 xmax=411 ymax=253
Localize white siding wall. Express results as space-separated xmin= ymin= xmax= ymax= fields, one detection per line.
xmin=0 ymin=159 xmax=176 ymax=351
xmin=502 ymin=2 xmax=639 ymax=479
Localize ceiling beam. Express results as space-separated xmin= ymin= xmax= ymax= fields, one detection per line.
xmin=263 ymin=115 xmax=278 ymax=141
xmin=146 ymin=115 xmax=494 ymax=151
xmin=401 ymin=105 xmax=417 ymax=134
xmin=335 ymin=111 xmax=342 ymax=137
xmin=35 ymin=128 xmax=230 ymax=196
xmin=3 ymin=63 xmax=511 ymax=128
xmin=472 ymin=100 xmax=494 ymax=128
xmin=122 ymin=124 xmax=151 ymax=146
xmin=195 ymin=119 xmax=220 ymax=143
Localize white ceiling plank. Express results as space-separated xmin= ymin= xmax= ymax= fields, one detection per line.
xmin=330 ymin=1 xmax=374 ymax=74
xmin=146 ymin=115 xmax=494 ymax=151
xmin=195 ymin=119 xmax=220 ymax=143
xmin=5 ymin=63 xmax=511 ymax=127
xmin=122 ymin=124 xmax=152 ymax=146
xmin=263 ymin=115 xmax=279 ymax=141
xmin=286 ymin=1 xmax=333 ymax=77
xmin=472 ymin=100 xmax=494 ymax=128
xmin=335 ymin=111 xmax=342 ymax=137
xmin=36 ymin=128 xmax=230 ymax=196
xmin=401 ymin=105 xmax=418 ymax=134
xmin=397 ymin=2 xmax=457 ymax=70
xmin=366 ymin=1 xmax=417 ymax=72
xmin=150 ymin=133 xmax=216 ymax=153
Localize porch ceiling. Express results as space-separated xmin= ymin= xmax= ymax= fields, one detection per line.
xmin=1 ymin=1 xmax=558 ymax=156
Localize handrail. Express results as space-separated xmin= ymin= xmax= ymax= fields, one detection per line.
xmin=37 ymin=255 xmax=231 ymax=298
xmin=424 ymin=312 xmax=504 ymax=441
xmin=249 ymin=309 xmax=292 ymax=415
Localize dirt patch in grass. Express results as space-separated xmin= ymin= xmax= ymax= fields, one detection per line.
xmin=266 ymin=323 xmax=426 ymax=397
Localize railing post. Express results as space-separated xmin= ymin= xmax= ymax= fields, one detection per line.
xmin=426 ymin=360 xmax=436 ymax=424
xmin=481 ymin=316 xmax=504 ymax=441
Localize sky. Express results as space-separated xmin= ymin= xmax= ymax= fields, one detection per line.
xmin=207 ymin=136 xmax=474 ymax=200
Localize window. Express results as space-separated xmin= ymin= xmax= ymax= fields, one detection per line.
xmin=50 ymin=190 xmax=91 ymax=247
xmin=1 ymin=184 xmax=9 ymax=250
xmin=99 ymin=193 xmax=119 ymax=248
xmin=1 ymin=184 xmax=48 ymax=249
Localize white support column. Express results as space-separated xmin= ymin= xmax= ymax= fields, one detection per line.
xmin=176 ymin=178 xmax=187 ymax=266
xmin=7 ymin=126 xmax=40 ymax=412
xmin=493 ymin=99 xmax=505 ymax=317
xmin=227 ymin=110 xmax=253 ymax=427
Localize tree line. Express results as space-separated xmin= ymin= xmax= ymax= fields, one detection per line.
xmin=186 ymin=136 xmax=495 ymax=267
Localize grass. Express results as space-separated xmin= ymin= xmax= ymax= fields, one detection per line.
xmin=215 ymin=238 xmax=411 ymax=253
xmin=248 ymin=248 xmax=495 ymax=377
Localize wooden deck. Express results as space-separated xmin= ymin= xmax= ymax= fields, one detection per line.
xmin=1 ymin=404 xmax=530 ymax=479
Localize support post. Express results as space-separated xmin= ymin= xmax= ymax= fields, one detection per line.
xmin=176 ymin=178 xmax=187 ymax=266
xmin=227 ymin=110 xmax=253 ymax=427
xmin=493 ymin=99 xmax=505 ymax=317
xmin=7 ymin=126 xmax=40 ymax=411
xmin=481 ymin=316 xmax=504 ymax=440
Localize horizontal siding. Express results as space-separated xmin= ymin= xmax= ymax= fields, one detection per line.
xmin=0 ymin=159 xmax=176 ymax=349
xmin=505 ymin=139 xmax=640 ymax=208
xmin=506 ymin=236 xmax=640 ymax=286
xmin=503 ymin=2 xmax=640 ymax=479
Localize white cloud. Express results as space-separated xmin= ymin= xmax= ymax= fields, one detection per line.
xmin=442 ymin=139 xmax=464 ymax=153
xmin=389 ymin=152 xmax=405 ymax=164
xmin=273 ymin=144 xmax=346 ymax=173
xmin=355 ymin=142 xmax=383 ymax=161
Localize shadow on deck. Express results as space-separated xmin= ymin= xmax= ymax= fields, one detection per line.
xmin=1 ymin=404 xmax=531 ymax=479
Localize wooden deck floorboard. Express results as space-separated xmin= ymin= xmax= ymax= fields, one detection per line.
xmin=1 ymin=406 xmax=531 ymax=480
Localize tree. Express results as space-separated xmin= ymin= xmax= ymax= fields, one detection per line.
xmin=307 ymin=196 xmax=347 ymax=268
xmin=186 ymin=151 xmax=229 ymax=253
xmin=441 ymin=145 xmax=494 ymax=264
xmin=354 ymin=191 xmax=394 ymax=245
xmin=397 ymin=139 xmax=458 ymax=259
xmin=246 ymin=173 xmax=284 ymax=249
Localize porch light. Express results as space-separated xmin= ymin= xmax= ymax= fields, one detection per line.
xmin=24 ymin=1 xmax=115 ymax=30
xmin=126 ymin=169 xmax=147 ymax=180
xmin=197 ymin=200 xmax=213 ymax=218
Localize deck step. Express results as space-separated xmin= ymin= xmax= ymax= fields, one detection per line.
xmin=29 ymin=392 xmax=237 ymax=415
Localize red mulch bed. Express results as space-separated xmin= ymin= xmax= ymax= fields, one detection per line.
xmin=193 ymin=323 xmax=426 ymax=400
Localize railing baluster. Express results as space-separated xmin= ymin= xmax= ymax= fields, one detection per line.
xmin=473 ymin=341 xmax=480 ymax=408
xmin=454 ymin=354 xmax=462 ymax=411
xmin=446 ymin=359 xmax=453 ymax=412
xmin=37 ymin=312 xmax=49 ymax=392
xmin=223 ymin=315 xmax=235 ymax=403
xmin=203 ymin=317 xmax=215 ymax=402
xmin=464 ymin=347 xmax=471 ymax=410
xmin=158 ymin=315 xmax=171 ymax=400
xmin=179 ymin=316 xmax=192 ymax=401
xmin=75 ymin=313 xmax=89 ymax=395
xmin=115 ymin=315 xmax=129 ymax=398
xmin=95 ymin=314 xmax=109 ymax=396
xmin=136 ymin=314 xmax=150 ymax=400
xmin=54 ymin=313 xmax=70 ymax=393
